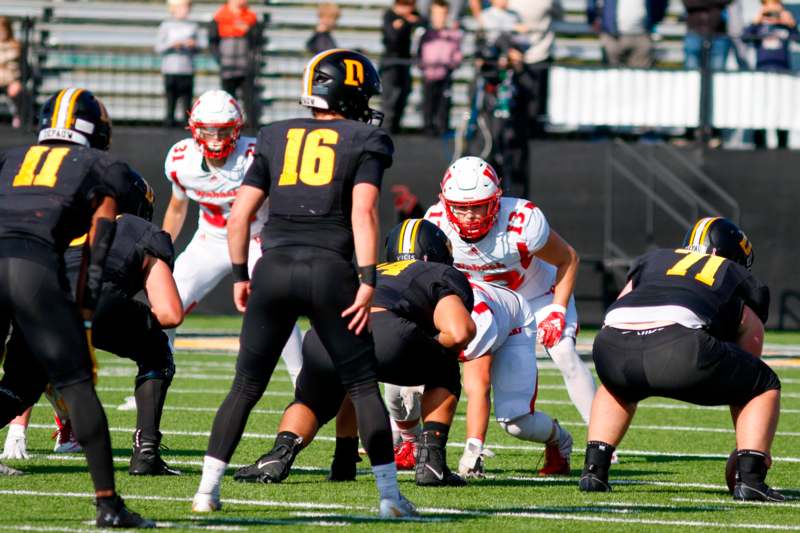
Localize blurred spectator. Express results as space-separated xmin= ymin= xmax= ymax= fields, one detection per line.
xmin=307 ymin=3 xmax=340 ymax=55
xmin=745 ymin=0 xmax=798 ymax=148
xmin=210 ymin=0 xmax=263 ymax=125
xmin=155 ymin=0 xmax=200 ymax=128
xmin=418 ymin=0 xmax=463 ymax=135
xmin=479 ymin=0 xmax=529 ymax=47
xmin=682 ymin=0 xmax=733 ymax=70
xmin=587 ymin=0 xmax=668 ymax=68
xmin=0 ymin=17 xmax=25 ymax=129
xmin=381 ymin=0 xmax=422 ymax=133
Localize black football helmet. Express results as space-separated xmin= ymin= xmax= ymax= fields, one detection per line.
xmin=300 ymin=49 xmax=384 ymax=125
xmin=385 ymin=219 xmax=453 ymax=266
xmin=122 ymin=170 xmax=155 ymax=222
xmin=682 ymin=217 xmax=754 ymax=269
xmin=38 ymin=88 xmax=112 ymax=150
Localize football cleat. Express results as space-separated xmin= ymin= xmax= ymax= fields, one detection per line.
xmin=379 ymin=493 xmax=418 ymax=518
xmin=192 ymin=491 xmax=222 ymax=513
xmin=415 ymin=430 xmax=466 ymax=487
xmin=234 ymin=434 xmax=302 ymax=484
xmin=393 ymin=440 xmax=416 ymax=471
xmin=458 ymin=441 xmax=486 ymax=479
xmin=0 ymin=462 xmax=22 ymax=476
xmin=52 ymin=418 xmax=82 ymax=453
xmin=733 ymin=481 xmax=785 ymax=502
xmin=538 ymin=420 xmax=572 ymax=476
xmin=129 ymin=430 xmax=180 ymax=476
xmin=579 ymin=472 xmax=612 ymax=492
xmin=1 ymin=424 xmax=29 ymax=460
xmin=96 ymin=495 xmax=155 ymax=528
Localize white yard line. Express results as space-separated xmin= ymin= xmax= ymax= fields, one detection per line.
xmin=22 ymin=423 xmax=800 ymax=463
xmin=671 ymin=497 xmax=800 ymax=507
xmin=1 ymin=490 xmax=799 ymax=531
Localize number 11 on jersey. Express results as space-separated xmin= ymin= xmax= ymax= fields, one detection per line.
xmin=278 ymin=128 xmax=339 ymax=187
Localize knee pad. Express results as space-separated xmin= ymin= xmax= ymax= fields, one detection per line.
xmin=384 ymin=384 xmax=422 ymax=422
xmin=498 ymin=412 xmax=554 ymax=443
xmin=545 ymin=337 xmax=582 ymax=377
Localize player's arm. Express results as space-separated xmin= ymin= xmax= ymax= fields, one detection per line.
xmin=535 ymin=230 xmax=579 ymax=309
xmin=76 ymin=196 xmax=118 ymax=317
xmin=143 ymin=256 xmax=183 ymax=328
xmin=227 ymin=184 xmax=266 ymax=312
xmin=737 ymin=305 xmax=764 ymax=357
xmin=342 ymin=182 xmax=380 ymax=335
xmin=434 ymin=294 xmax=476 ymax=351
xmin=162 ymin=194 xmax=189 ymax=242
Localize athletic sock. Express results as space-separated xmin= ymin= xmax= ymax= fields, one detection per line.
xmin=583 ymin=440 xmax=615 ymax=479
xmin=372 ymin=462 xmax=400 ymax=500
xmin=737 ymin=450 xmax=769 ymax=486
xmin=422 ymin=421 xmax=449 ymax=444
xmin=198 ymin=455 xmax=227 ymax=494
xmin=333 ymin=436 xmax=359 ymax=460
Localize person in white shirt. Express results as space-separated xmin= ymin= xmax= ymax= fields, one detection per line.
xmin=162 ymin=90 xmax=302 ymax=383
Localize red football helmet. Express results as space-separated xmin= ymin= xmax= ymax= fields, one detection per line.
xmin=440 ymin=156 xmax=502 ymax=241
xmin=188 ymin=90 xmax=243 ymax=160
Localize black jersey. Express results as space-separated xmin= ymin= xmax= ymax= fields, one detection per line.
xmin=372 ymin=259 xmax=473 ymax=337
xmin=64 ymin=215 xmax=174 ymax=298
xmin=608 ymin=248 xmax=770 ymax=341
xmin=0 ymin=144 xmax=133 ymax=263
xmin=243 ymin=118 xmax=393 ymax=257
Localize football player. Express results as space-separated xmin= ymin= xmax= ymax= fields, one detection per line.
xmin=232 ymin=219 xmax=475 ymax=487
xmin=192 ymin=49 xmax=417 ymax=517
xmin=162 ymin=89 xmax=302 ymax=383
xmin=1 ymin=179 xmax=184 ymax=477
xmin=397 ymin=156 xmax=590 ymax=475
xmin=0 ymin=88 xmax=153 ymax=527
xmin=579 ymin=218 xmax=783 ymax=502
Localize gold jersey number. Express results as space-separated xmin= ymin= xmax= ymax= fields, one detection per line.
xmin=277 ymin=128 xmax=339 ymax=187
xmin=377 ymin=260 xmax=416 ymax=276
xmin=666 ymin=249 xmax=726 ymax=287
xmin=12 ymin=146 xmax=70 ymax=188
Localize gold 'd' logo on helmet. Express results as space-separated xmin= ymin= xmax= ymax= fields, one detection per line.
xmin=343 ymin=59 xmax=364 ymax=87
xmin=739 ymin=235 xmax=752 ymax=256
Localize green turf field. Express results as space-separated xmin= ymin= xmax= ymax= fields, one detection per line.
xmin=0 ymin=318 xmax=798 ymax=531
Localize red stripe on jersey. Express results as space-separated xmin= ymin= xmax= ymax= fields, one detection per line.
xmin=529 ymin=374 xmax=539 ymax=413
xmin=199 ymin=202 xmax=227 ymax=228
xmin=517 ymin=242 xmax=534 ymax=269
xmin=428 ymin=210 xmax=443 ymax=217
xmin=473 ymin=302 xmax=492 ymax=315
xmin=170 ymin=171 xmax=187 ymax=192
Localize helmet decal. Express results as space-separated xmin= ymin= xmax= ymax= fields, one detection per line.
xmin=386 ymin=219 xmax=453 ymax=265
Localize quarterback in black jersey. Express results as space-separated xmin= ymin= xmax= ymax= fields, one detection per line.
xmin=233 ymin=219 xmax=475 ymax=487
xmin=579 ymin=218 xmax=783 ymax=503
xmin=0 ymin=88 xmax=153 ymax=527
xmin=2 ymin=210 xmax=183 ymax=477
xmin=193 ymin=49 xmax=416 ymax=517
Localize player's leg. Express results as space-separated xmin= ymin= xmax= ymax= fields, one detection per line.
xmin=309 ymin=254 xmax=414 ymax=516
xmin=383 ymin=383 xmax=422 ymax=470
xmin=492 ymin=327 xmax=573 ymax=476
xmin=171 ymin=231 xmax=231 ymax=328
xmin=194 ymin=253 xmax=298 ymax=512
xmin=91 ymin=291 xmax=178 ymax=475
xmin=534 ymin=295 xmax=595 ymax=425
xmin=247 ymin=238 xmax=303 ymax=386
xmin=7 ymin=258 xmax=151 ymax=526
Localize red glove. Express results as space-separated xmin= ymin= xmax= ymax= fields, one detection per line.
xmin=537 ymin=304 xmax=566 ymax=349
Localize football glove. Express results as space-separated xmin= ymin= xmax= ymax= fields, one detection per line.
xmin=537 ymin=304 xmax=566 ymax=349
xmin=0 ymin=424 xmax=29 ymax=460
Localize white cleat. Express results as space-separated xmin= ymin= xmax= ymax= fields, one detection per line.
xmin=379 ymin=493 xmax=418 ymax=518
xmin=52 ymin=421 xmax=82 ymax=454
xmin=0 ymin=462 xmax=22 ymax=476
xmin=192 ymin=491 xmax=221 ymax=513
xmin=117 ymin=396 xmax=137 ymax=411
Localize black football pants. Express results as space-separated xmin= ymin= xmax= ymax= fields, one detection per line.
xmin=0 ymin=257 xmax=115 ymax=492
xmin=297 ymin=310 xmax=462 ymax=425
xmin=206 ymin=246 xmax=394 ymax=466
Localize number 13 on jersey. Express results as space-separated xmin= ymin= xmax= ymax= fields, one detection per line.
xmin=278 ymin=128 xmax=339 ymax=187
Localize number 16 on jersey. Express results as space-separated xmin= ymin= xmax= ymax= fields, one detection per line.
xmin=278 ymin=128 xmax=339 ymax=187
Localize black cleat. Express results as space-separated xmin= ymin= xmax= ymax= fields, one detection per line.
xmin=327 ymin=436 xmax=361 ymax=482
xmin=96 ymin=495 xmax=155 ymax=528
xmin=579 ymin=472 xmax=612 ymax=492
xmin=733 ymin=481 xmax=785 ymax=502
xmin=129 ymin=430 xmax=180 ymax=476
xmin=415 ymin=430 xmax=466 ymax=487
xmin=234 ymin=433 xmax=303 ymax=484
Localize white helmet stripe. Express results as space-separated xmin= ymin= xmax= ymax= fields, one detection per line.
xmin=689 ymin=217 xmax=718 ymax=249
xmin=55 ymin=88 xmax=78 ymax=128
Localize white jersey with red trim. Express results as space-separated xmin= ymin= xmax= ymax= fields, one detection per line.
xmin=462 ymin=280 xmax=535 ymax=361
xmin=164 ymin=136 xmax=268 ymax=238
xmin=425 ymin=196 xmax=556 ymax=301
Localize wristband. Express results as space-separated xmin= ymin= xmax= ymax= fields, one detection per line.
xmin=232 ymin=263 xmax=249 ymax=283
xmin=358 ymin=264 xmax=377 ymax=287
